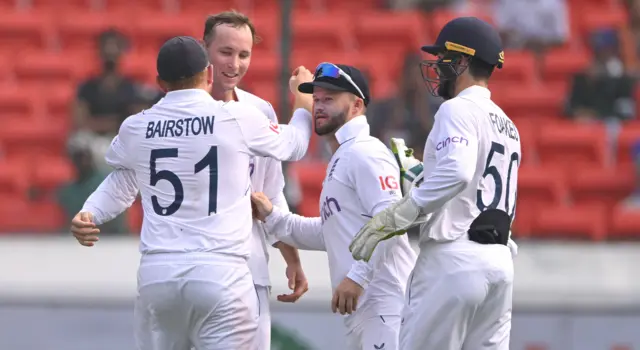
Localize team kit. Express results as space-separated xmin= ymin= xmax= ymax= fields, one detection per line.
xmin=70 ymin=10 xmax=520 ymax=350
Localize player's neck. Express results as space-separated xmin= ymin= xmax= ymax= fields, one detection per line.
xmin=210 ymin=85 xmax=236 ymax=102
xmin=454 ymin=80 xmax=488 ymax=97
xmin=327 ymin=135 xmax=340 ymax=154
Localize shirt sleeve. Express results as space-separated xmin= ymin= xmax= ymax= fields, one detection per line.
xmin=228 ymin=102 xmax=312 ymax=162
xmin=105 ymin=119 xmax=134 ymax=170
xmin=81 ymin=169 xmax=139 ymax=225
xmin=264 ymin=206 xmax=325 ymax=251
xmin=411 ymin=101 xmax=479 ymax=214
xmin=346 ymin=143 xmax=404 ymax=288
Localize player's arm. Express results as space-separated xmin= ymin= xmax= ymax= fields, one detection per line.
xmin=232 ymin=102 xmax=312 ymax=162
xmin=251 ymin=192 xmax=325 ymax=251
xmin=80 ymin=169 xmax=139 ymax=225
xmin=410 ymin=102 xmax=478 ymax=213
xmin=346 ymin=145 xmax=404 ymax=289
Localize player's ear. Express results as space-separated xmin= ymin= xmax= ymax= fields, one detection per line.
xmin=206 ymin=65 xmax=214 ymax=86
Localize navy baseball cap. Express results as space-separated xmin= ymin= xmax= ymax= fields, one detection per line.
xmin=298 ymin=63 xmax=371 ymax=106
xmin=421 ymin=17 xmax=504 ymax=69
xmin=157 ymin=36 xmax=210 ymax=82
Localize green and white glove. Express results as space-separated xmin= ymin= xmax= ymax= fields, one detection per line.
xmin=349 ymin=194 xmax=426 ymax=262
xmin=389 ymin=138 xmax=424 ymax=196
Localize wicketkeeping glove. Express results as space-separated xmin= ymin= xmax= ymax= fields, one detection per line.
xmin=349 ymin=194 xmax=427 ymax=262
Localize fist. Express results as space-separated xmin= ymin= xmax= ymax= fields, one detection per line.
xmin=289 ymin=66 xmax=314 ymax=94
xmin=251 ymin=192 xmax=274 ymax=222
xmin=71 ymin=212 xmax=100 ymax=247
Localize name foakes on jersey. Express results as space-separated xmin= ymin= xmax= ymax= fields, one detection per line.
xmin=146 ymin=116 xmax=215 ymax=139
xmin=489 ymin=112 xmax=519 ymax=142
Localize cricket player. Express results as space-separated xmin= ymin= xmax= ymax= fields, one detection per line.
xmin=71 ymin=36 xmax=314 ymax=350
xmin=71 ymin=12 xmax=310 ymax=350
xmin=349 ymin=17 xmax=520 ymax=350
xmin=250 ymin=63 xmax=417 ymax=350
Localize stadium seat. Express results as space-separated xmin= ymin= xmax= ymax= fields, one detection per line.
xmin=0 ymin=86 xmax=38 ymax=120
xmin=492 ymin=83 xmax=566 ymax=121
xmin=41 ymin=84 xmax=75 ymax=127
xmin=610 ymin=204 xmax=640 ymax=239
xmin=0 ymin=197 xmax=33 ymax=233
xmin=32 ymin=157 xmax=76 ymax=192
xmin=177 ymin=0 xmax=238 ymax=15
xmin=577 ymin=4 xmax=628 ymax=37
xmin=616 ymin=121 xmax=640 ymax=166
xmin=292 ymin=13 xmax=353 ymax=52
xmin=514 ymin=119 xmax=539 ymax=165
xmin=491 ymin=50 xmax=537 ymax=85
xmin=28 ymin=0 xmax=92 ymax=12
xmin=429 ymin=9 xmax=494 ymax=34
xmin=242 ymin=53 xmax=280 ymax=88
xmin=0 ymin=11 xmax=52 ymax=53
xmin=0 ymin=159 xmax=30 ymax=197
xmin=128 ymin=199 xmax=143 ymax=234
xmin=13 ymin=51 xmax=78 ymax=88
xmin=0 ymin=120 xmax=67 ymax=159
xmin=102 ymin=0 xmax=168 ymax=13
xmin=353 ymin=11 xmax=428 ymax=56
xmin=120 ymin=52 xmax=158 ymax=85
xmin=541 ymin=47 xmax=592 ymax=85
xmin=28 ymin=200 xmax=66 ymax=233
xmin=567 ymin=165 xmax=635 ymax=208
xmin=291 ymin=51 xmax=360 ymax=74
xmin=242 ymin=81 xmax=281 ymax=116
xmin=128 ymin=14 xmax=201 ymax=55
xmin=55 ymin=12 xmax=129 ymax=54
xmin=536 ymin=121 xmax=607 ymax=169
xmin=532 ymin=204 xmax=608 ymax=240
xmin=289 ymin=160 xmax=326 ymax=217
xmin=250 ymin=13 xmax=280 ymax=55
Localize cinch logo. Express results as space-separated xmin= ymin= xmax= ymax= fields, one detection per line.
xmin=436 ymin=136 xmax=469 ymax=151
xmin=321 ymin=196 xmax=341 ymax=223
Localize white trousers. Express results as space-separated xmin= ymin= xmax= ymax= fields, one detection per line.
xmin=400 ymin=242 xmax=514 ymax=350
xmin=134 ymin=257 xmax=259 ymax=350
xmin=346 ymin=315 xmax=402 ymax=350
xmin=252 ymin=285 xmax=271 ymax=350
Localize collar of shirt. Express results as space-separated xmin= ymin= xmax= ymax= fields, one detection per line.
xmin=160 ymin=89 xmax=212 ymax=103
xmin=457 ymin=85 xmax=491 ymax=99
xmin=334 ymin=115 xmax=369 ymax=144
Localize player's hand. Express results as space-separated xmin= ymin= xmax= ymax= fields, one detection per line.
xmin=331 ymin=277 xmax=363 ymax=315
xmin=250 ymin=192 xmax=273 ymax=222
xmin=288 ymin=66 xmax=313 ymax=94
xmin=277 ymin=263 xmax=309 ymax=303
xmin=71 ymin=212 xmax=100 ymax=247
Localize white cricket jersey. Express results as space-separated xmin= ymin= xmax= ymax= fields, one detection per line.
xmin=234 ymin=87 xmax=290 ymax=287
xmin=88 ymin=88 xmax=311 ymax=259
xmin=80 ymin=88 xmax=291 ymax=285
xmin=264 ymin=116 xmax=417 ymax=328
xmin=411 ymin=85 xmax=521 ymax=245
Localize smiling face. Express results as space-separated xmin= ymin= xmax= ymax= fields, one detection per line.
xmin=206 ymin=23 xmax=253 ymax=93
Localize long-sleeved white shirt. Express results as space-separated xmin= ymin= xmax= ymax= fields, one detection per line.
xmin=265 ymin=116 xmax=417 ymax=329
xmin=411 ymin=86 xmax=521 ymax=245
xmin=82 ymin=88 xmax=311 ymax=261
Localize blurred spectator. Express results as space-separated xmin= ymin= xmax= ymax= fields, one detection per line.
xmin=388 ymin=0 xmax=456 ymax=11
xmin=56 ymin=132 xmax=128 ymax=235
xmin=73 ymin=29 xmax=140 ymax=135
xmin=566 ymin=29 xmax=636 ymax=123
xmin=368 ymin=53 xmax=440 ymax=156
xmin=494 ymin=0 xmax=569 ymax=50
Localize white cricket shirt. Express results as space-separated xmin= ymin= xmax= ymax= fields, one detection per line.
xmin=264 ymin=116 xmax=417 ymax=328
xmin=83 ymin=88 xmax=312 ymax=260
xmin=411 ymin=85 xmax=521 ymax=245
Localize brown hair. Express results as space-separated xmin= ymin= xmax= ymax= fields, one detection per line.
xmin=203 ymin=10 xmax=261 ymax=47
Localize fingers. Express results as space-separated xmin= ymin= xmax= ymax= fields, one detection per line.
xmin=331 ymin=291 xmax=339 ymax=313
xmin=71 ymin=212 xmax=99 ymax=247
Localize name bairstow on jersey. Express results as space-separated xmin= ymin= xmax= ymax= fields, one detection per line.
xmin=146 ymin=115 xmax=215 ymax=139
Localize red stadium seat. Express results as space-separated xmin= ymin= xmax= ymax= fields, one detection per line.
xmin=536 ymin=121 xmax=608 ymax=169
xmin=103 ymin=0 xmax=168 ymax=13
xmin=610 ymin=204 xmax=640 ymax=239
xmin=0 ymin=159 xmax=30 ymax=197
xmin=120 ymin=52 xmax=158 ymax=85
xmin=41 ymin=84 xmax=75 ymax=127
xmin=514 ymin=119 xmax=539 ymax=165
xmin=29 ymin=0 xmax=92 ymax=12
xmin=242 ymin=81 xmax=281 ymax=117
xmin=492 ymin=83 xmax=566 ymax=121
xmin=567 ymin=165 xmax=635 ymax=208
xmin=13 ymin=51 xmax=78 ymax=88
xmin=577 ymin=5 xmax=628 ymax=36
xmin=32 ymin=157 xmax=76 ymax=192
xmin=56 ymin=12 xmax=129 ymax=54
xmin=291 ymin=51 xmax=360 ymax=74
xmin=0 ymin=86 xmax=38 ymax=120
xmin=491 ymin=50 xmax=537 ymax=85
xmin=616 ymin=121 xmax=640 ymax=167
xmin=541 ymin=47 xmax=592 ymax=84
xmin=128 ymin=14 xmax=200 ymax=54
xmin=128 ymin=199 xmax=143 ymax=234
xmin=28 ymin=200 xmax=66 ymax=233
xmin=0 ymin=120 xmax=67 ymax=159
xmin=292 ymin=13 xmax=353 ymax=52
xmin=0 ymin=12 xmax=52 ymax=53
xmin=0 ymin=197 xmax=33 ymax=233
xmin=532 ymin=204 xmax=607 ymax=240
xmin=353 ymin=11 xmax=428 ymax=56
xmin=178 ymin=0 xmax=245 ymax=15
xmin=242 ymin=53 xmax=280 ymax=87
xmin=429 ymin=9 xmax=494 ymax=35
xmin=289 ymin=160 xmax=326 ymax=217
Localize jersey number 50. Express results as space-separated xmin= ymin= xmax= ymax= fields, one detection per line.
xmin=149 ymin=147 xmax=218 ymax=216
xmin=476 ymin=141 xmax=519 ymax=219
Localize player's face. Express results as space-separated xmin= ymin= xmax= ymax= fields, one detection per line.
xmin=206 ymin=24 xmax=253 ymax=92
xmin=312 ymin=87 xmax=351 ymax=136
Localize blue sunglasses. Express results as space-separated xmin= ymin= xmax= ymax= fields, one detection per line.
xmin=314 ymin=62 xmax=365 ymax=100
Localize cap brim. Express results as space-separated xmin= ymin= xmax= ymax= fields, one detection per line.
xmin=298 ymin=81 xmax=350 ymax=94
xmin=421 ymin=45 xmax=444 ymax=55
